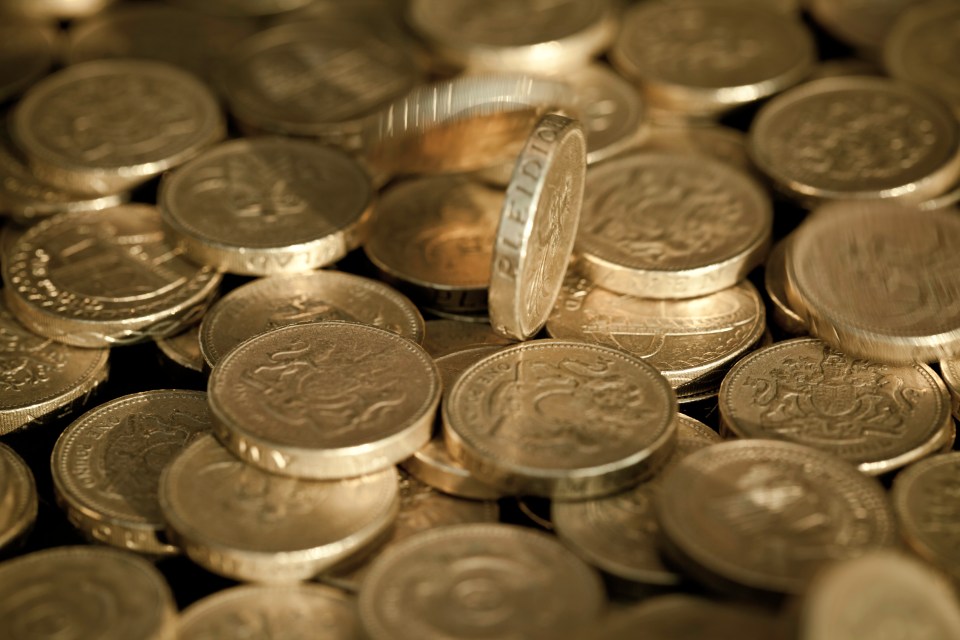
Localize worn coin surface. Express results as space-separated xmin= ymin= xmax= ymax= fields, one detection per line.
xmin=764 ymin=237 xmax=807 ymax=336
xmin=358 ymin=523 xmax=605 ymax=640
xmin=0 ymin=442 xmax=36 ymax=550
xmin=0 ymin=20 xmax=57 ymax=104
xmin=156 ymin=323 xmax=204 ymax=375
xmin=489 ymin=114 xmax=586 ymax=340
xmin=420 ymin=320 xmax=513 ymax=358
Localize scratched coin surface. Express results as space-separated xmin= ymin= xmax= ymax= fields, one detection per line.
xmin=657 ymin=440 xmax=897 ymax=595
xmin=785 ymin=203 xmax=960 ymax=363
xmin=764 ymin=237 xmax=807 ymax=336
xmin=201 ymin=270 xmax=423 ymax=368
xmin=444 ymin=340 xmax=677 ymax=498
xmin=12 ymin=59 xmax=225 ymax=196
xmin=160 ymin=137 xmax=373 ymax=276
xmin=489 ymin=114 xmax=586 ymax=340
xmin=750 ymin=77 xmax=960 ymax=206
xmin=155 ymin=323 xmax=204 ymax=374
xmin=364 ymin=176 xmax=502 ymax=314
xmin=3 ymin=205 xmax=222 ymax=348
xmin=0 ymin=442 xmax=36 ymax=550
xmin=421 ymin=320 xmax=513 ymax=358
xmin=576 ymin=152 xmax=772 ymax=299
xmin=209 ymin=322 xmax=441 ymax=479
xmin=0 ymin=20 xmax=57 ymax=103
xmin=159 ymin=435 xmax=399 ymax=582
xmin=178 ymin=584 xmax=361 ymax=639
xmin=52 ymin=390 xmax=212 ymax=556
xmin=0 ymin=546 xmax=176 ymax=640
xmin=358 ymin=523 xmax=604 ymax=640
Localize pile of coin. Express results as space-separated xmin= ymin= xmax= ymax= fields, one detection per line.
xmin=1 ymin=0 xmax=960 ymax=638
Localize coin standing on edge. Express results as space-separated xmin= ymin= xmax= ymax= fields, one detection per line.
xmin=0 ymin=442 xmax=36 ymax=551
xmin=489 ymin=114 xmax=586 ymax=340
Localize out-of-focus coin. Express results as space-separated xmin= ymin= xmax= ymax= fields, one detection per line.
xmin=807 ymin=58 xmax=883 ymax=82
xmin=553 ymin=414 xmax=719 ymax=590
xmin=209 ymin=322 xmax=440 ymax=479
xmin=548 ymin=270 xmax=766 ymax=390
xmin=364 ymin=176 xmax=502 ymax=315
xmin=750 ymin=77 xmax=960 ymax=206
xmin=52 ymin=390 xmax=211 ymax=556
xmin=420 ymin=319 xmax=513 ymax=358
xmin=891 ymin=452 xmax=960 ymax=581
xmin=0 ymin=21 xmax=57 ymax=104
xmin=0 ymin=0 xmax=117 ymax=20
xmin=809 ymin=0 xmax=926 ymax=56
xmin=576 ymin=152 xmax=771 ymax=299
xmin=444 ymin=340 xmax=677 ymax=498
xmin=785 ymin=202 xmax=960 ymax=363
xmin=638 ymin=124 xmax=754 ymax=176
xmin=800 ymin=551 xmax=960 ymax=640
xmin=12 ymin=59 xmax=225 ymax=196
xmin=160 ymin=137 xmax=373 ymax=276
xmin=0 ymin=442 xmax=36 ymax=550
xmin=939 ymin=358 xmax=960 ymax=418
xmin=200 ymin=271 xmax=423 ymax=368
xmin=159 ymin=435 xmax=399 ymax=582
xmin=0 ymin=546 xmax=176 ymax=640
xmin=358 ymin=523 xmax=604 ymax=640
xmin=611 ymin=1 xmax=815 ymax=120
xmin=178 ymin=583 xmax=361 ymax=639
xmin=764 ymin=237 xmax=807 ymax=336
xmin=167 ymin=0 xmax=314 ymax=16
xmin=408 ymin=0 xmax=618 ymax=75
xmin=489 ymin=114 xmax=586 ymax=340
xmin=657 ymin=440 xmax=897 ymax=596
xmin=155 ymin=323 xmax=204 ymax=375
xmin=720 ymin=339 xmax=954 ymax=474
xmin=3 ymin=205 xmax=221 ymax=348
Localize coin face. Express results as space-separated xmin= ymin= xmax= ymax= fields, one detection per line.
xmin=576 ymin=152 xmax=771 ymax=299
xmin=939 ymin=358 xmax=960 ymax=418
xmin=568 ymin=64 xmax=646 ymax=164
xmin=0 ymin=21 xmax=57 ymax=103
xmin=12 ymin=59 xmax=225 ymax=196
xmin=421 ymin=320 xmax=513 ymax=358
xmin=52 ymin=390 xmax=212 ymax=555
xmin=156 ymin=323 xmax=204 ymax=374
xmin=639 ymin=124 xmax=754 ymax=175
xmin=159 ymin=435 xmax=399 ymax=582
xmin=3 ymin=205 xmax=221 ymax=347
xmin=443 ymin=340 xmax=677 ymax=498
xmin=0 ymin=546 xmax=176 ymax=640
xmin=763 ymin=237 xmax=807 ymax=336
xmin=160 ymin=137 xmax=373 ymax=275
xmin=489 ymin=114 xmax=586 ymax=340
xmin=358 ymin=523 xmax=605 ymax=640
xmin=209 ymin=322 xmax=441 ymax=479
xmin=657 ymin=440 xmax=897 ymax=595
xmin=0 ymin=442 xmax=36 ymax=550
xmin=786 ymin=203 xmax=960 ymax=362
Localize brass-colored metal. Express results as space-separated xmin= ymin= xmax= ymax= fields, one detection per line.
xmin=0 ymin=20 xmax=58 ymax=103
xmin=420 ymin=320 xmax=513 ymax=358
xmin=809 ymin=0 xmax=922 ymax=57
xmin=0 ymin=442 xmax=36 ymax=551
xmin=155 ymin=323 xmax=204 ymax=375
xmin=764 ymin=237 xmax=807 ymax=336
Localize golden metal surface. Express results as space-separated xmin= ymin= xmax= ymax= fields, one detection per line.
xmin=0 ymin=442 xmax=36 ymax=551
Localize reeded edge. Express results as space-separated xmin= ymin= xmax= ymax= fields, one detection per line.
xmin=939 ymin=359 xmax=960 ymax=419
xmin=0 ymin=442 xmax=37 ymax=550
xmin=764 ymin=237 xmax=807 ymax=335
xmin=400 ymin=437 xmax=503 ymax=501
xmin=363 ymin=246 xmax=491 ymax=312
xmin=156 ymin=326 xmax=205 ymax=375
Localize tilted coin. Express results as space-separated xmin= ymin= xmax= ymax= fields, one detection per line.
xmin=489 ymin=114 xmax=586 ymax=340
xmin=364 ymin=176 xmax=502 ymax=315
xmin=720 ymin=339 xmax=954 ymax=475
xmin=576 ymin=152 xmax=772 ymax=299
xmin=763 ymin=237 xmax=807 ymax=336
xmin=209 ymin=322 xmax=441 ymax=479
xmin=443 ymin=340 xmax=678 ymax=498
xmin=159 ymin=435 xmax=399 ymax=582
xmin=178 ymin=584 xmax=361 ymax=639
xmin=0 ymin=546 xmax=176 ymax=640
xmin=358 ymin=523 xmax=605 ymax=640
xmin=657 ymin=440 xmax=898 ymax=596
xmin=548 ymin=269 xmax=767 ymax=390
xmin=611 ymin=1 xmax=815 ymax=120
xmin=0 ymin=20 xmax=57 ymax=104
xmin=785 ymin=203 xmax=960 ymax=363
xmin=420 ymin=319 xmax=513 ymax=358
xmin=3 ymin=205 xmax=222 ymax=348
xmin=0 ymin=442 xmax=36 ymax=550
xmin=749 ymin=77 xmax=960 ymax=206
xmin=201 ymin=270 xmax=423 ymax=368
xmin=809 ymin=0 xmax=927 ymax=56
xmin=639 ymin=123 xmax=754 ymax=176
xmin=807 ymin=58 xmax=884 ymax=82
xmin=939 ymin=358 xmax=960 ymax=419
xmin=52 ymin=390 xmax=211 ymax=556
xmin=168 ymin=0 xmax=315 ymax=16
xmin=0 ymin=0 xmax=116 ymax=20
xmin=891 ymin=452 xmax=960 ymax=581
xmin=160 ymin=137 xmax=373 ymax=276
xmin=155 ymin=323 xmax=204 ymax=375
xmin=12 ymin=59 xmax=225 ymax=196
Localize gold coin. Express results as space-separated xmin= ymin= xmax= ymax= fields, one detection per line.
xmin=0 ymin=546 xmax=176 ymax=640
xmin=358 ymin=523 xmax=605 ymax=640
xmin=638 ymin=123 xmax=755 ymax=176
xmin=420 ymin=319 xmax=514 ymax=358
xmin=178 ymin=584 xmax=361 ymax=639
xmin=763 ymin=237 xmax=807 ymax=336
xmin=807 ymin=57 xmax=884 ymax=82
xmin=657 ymin=440 xmax=897 ymax=596
xmin=0 ymin=442 xmax=36 ymax=551
xmin=939 ymin=358 xmax=960 ymax=419
xmin=12 ymin=59 xmax=225 ymax=196
xmin=159 ymin=435 xmax=399 ymax=582
xmin=52 ymin=390 xmax=211 ymax=556
xmin=749 ymin=77 xmax=960 ymax=206
xmin=0 ymin=0 xmax=117 ymax=20
xmin=720 ymin=338 xmax=954 ymax=475
xmin=0 ymin=19 xmax=57 ymax=103
xmin=785 ymin=202 xmax=960 ymax=363
xmin=200 ymin=270 xmax=424 ymax=368
xmin=489 ymin=114 xmax=586 ymax=340
xmin=576 ymin=152 xmax=772 ymax=299
xmin=155 ymin=323 xmax=204 ymax=375
xmin=3 ymin=205 xmax=221 ymax=348
xmin=443 ymin=340 xmax=677 ymax=499
xmin=168 ymin=0 xmax=315 ymax=16
xmin=160 ymin=137 xmax=373 ymax=276
xmin=809 ymin=0 xmax=927 ymax=56
xmin=208 ymin=322 xmax=441 ymax=479
xmin=363 ymin=176 xmax=502 ymax=315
